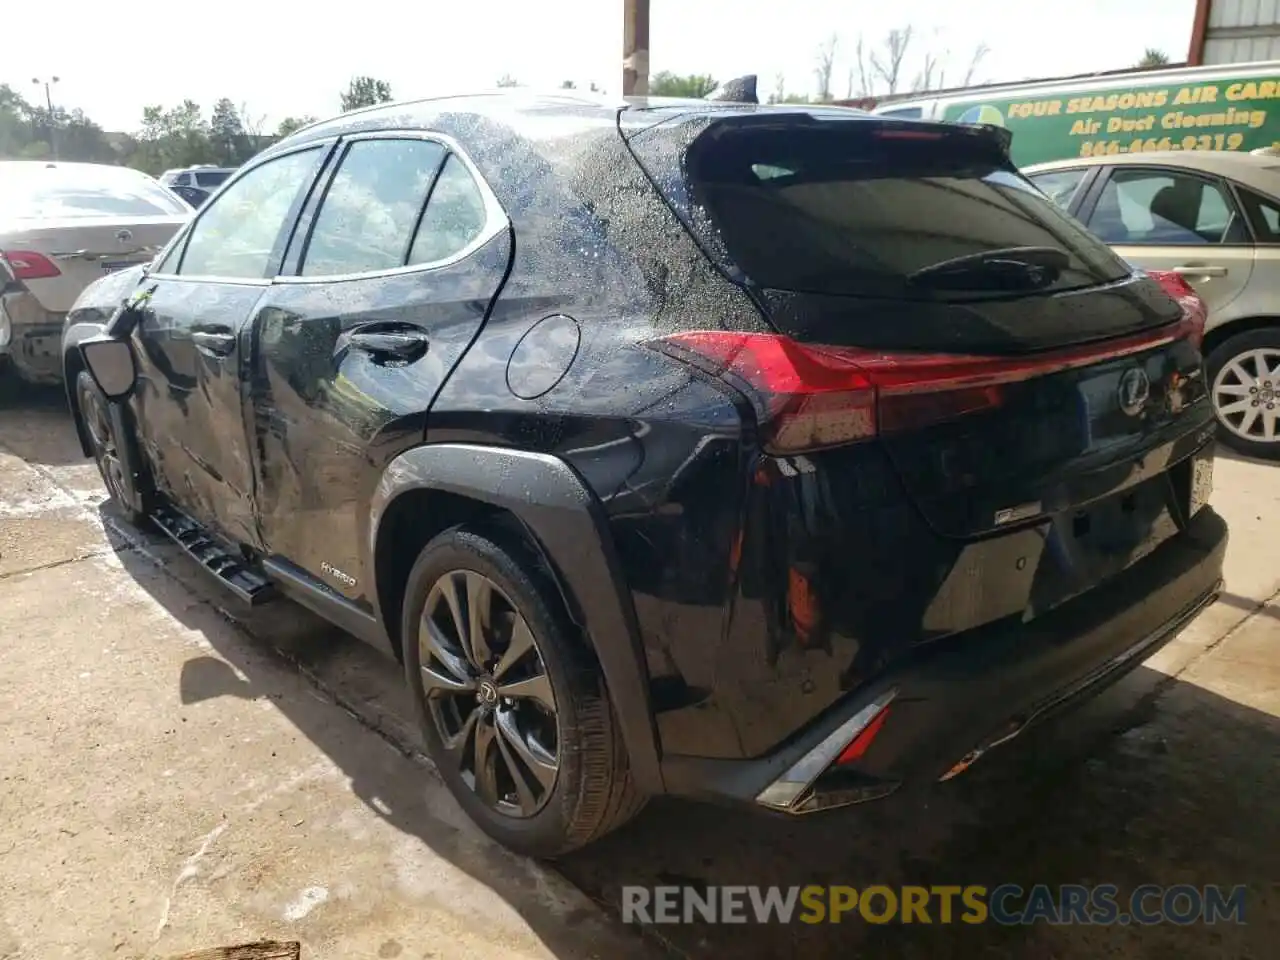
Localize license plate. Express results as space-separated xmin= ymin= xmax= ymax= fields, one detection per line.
xmin=1189 ymin=449 xmax=1214 ymax=517
xmin=101 ymin=260 xmax=134 ymax=274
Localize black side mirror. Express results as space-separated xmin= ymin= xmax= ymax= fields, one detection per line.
xmin=80 ymin=336 xmax=138 ymax=399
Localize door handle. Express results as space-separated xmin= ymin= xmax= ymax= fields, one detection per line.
xmin=191 ymin=328 xmax=237 ymax=356
xmin=347 ymin=328 xmax=430 ymax=362
xmin=1172 ymin=265 xmax=1228 ymax=278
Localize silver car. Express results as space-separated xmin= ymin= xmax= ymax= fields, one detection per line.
xmin=1025 ymin=150 xmax=1280 ymax=459
xmin=0 ymin=161 xmax=191 ymax=384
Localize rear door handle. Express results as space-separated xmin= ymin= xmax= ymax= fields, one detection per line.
xmin=191 ymin=327 xmax=237 ymax=356
xmin=347 ymin=328 xmax=430 ymax=362
xmin=1172 ymin=265 xmax=1228 ymax=278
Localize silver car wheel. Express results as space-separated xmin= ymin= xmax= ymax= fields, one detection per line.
xmin=1211 ymin=347 xmax=1280 ymax=444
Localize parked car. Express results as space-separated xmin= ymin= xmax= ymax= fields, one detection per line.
xmin=159 ymin=165 xmax=236 ymax=194
xmin=63 ymin=95 xmax=1225 ymax=858
xmin=1 ymin=161 xmax=191 ymax=385
xmin=1025 ymin=150 xmax=1280 ymax=459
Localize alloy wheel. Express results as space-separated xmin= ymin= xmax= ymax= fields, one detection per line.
xmin=418 ymin=569 xmax=559 ymax=818
xmin=1212 ymin=347 xmax=1280 ymax=444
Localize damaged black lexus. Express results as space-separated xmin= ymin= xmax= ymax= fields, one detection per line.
xmin=62 ymin=92 xmax=1226 ymax=857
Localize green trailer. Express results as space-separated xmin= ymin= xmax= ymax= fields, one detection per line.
xmin=871 ymin=61 xmax=1280 ymax=166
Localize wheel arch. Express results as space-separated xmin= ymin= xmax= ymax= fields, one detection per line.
xmin=1202 ymin=315 xmax=1280 ymax=360
xmin=368 ymin=442 xmax=662 ymax=791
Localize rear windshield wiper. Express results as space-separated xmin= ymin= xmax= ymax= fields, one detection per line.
xmin=906 ymin=246 xmax=1070 ymax=292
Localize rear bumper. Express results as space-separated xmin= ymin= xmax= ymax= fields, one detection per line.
xmin=660 ymin=505 xmax=1228 ymax=813
xmin=0 ymin=289 xmax=64 ymax=382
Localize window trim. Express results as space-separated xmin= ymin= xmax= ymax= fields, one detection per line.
xmin=1026 ymin=166 xmax=1093 ymax=214
xmin=147 ymin=139 xmax=339 ymax=286
xmin=1077 ymin=163 xmax=1255 ymax=248
xmin=275 ymin=129 xmax=508 ymax=286
xmin=1229 ymin=183 xmax=1280 ymax=245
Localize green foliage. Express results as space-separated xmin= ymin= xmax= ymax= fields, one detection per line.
xmin=277 ymin=115 xmax=319 ymax=138
xmin=0 ymin=83 xmax=116 ymax=163
xmin=340 ymin=75 xmax=393 ymax=112
xmin=649 ymin=72 xmax=718 ymax=98
xmin=1138 ymin=48 xmax=1171 ymax=68
xmin=209 ymin=97 xmax=249 ymax=166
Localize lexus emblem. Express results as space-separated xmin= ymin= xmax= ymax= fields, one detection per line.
xmin=115 ymin=228 xmax=133 ymax=244
xmin=1118 ymin=367 xmax=1151 ymax=416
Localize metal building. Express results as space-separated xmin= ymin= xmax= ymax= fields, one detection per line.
xmin=1189 ymin=0 xmax=1280 ymax=64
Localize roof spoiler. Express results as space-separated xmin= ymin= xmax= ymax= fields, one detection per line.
xmin=706 ymin=75 xmax=759 ymax=105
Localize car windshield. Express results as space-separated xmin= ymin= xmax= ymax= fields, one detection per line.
xmin=0 ymin=165 xmax=191 ymax=219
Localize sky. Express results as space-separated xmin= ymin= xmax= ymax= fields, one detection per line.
xmin=6 ymin=0 xmax=1199 ymax=134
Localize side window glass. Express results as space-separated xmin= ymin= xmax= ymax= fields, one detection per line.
xmin=152 ymin=234 xmax=185 ymax=274
xmin=301 ymin=139 xmax=446 ymax=277
xmin=177 ymin=148 xmax=322 ymax=280
xmin=1239 ymin=188 xmax=1280 ymax=243
xmin=408 ymin=154 xmax=489 ymax=265
xmin=1028 ymin=169 xmax=1087 ymax=209
xmin=1086 ymin=170 xmax=1242 ymax=246
xmin=179 ymin=148 xmax=323 ymax=279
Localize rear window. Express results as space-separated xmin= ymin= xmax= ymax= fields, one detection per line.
xmin=0 ymin=166 xmax=190 ymax=219
xmin=194 ymin=170 xmax=231 ymax=188
xmin=673 ymin=122 xmax=1131 ymax=303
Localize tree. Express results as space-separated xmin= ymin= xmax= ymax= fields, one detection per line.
xmin=56 ymin=109 xmax=115 ymax=163
xmin=340 ymin=76 xmax=392 ymax=112
xmin=814 ymin=34 xmax=838 ymax=101
xmin=1138 ymin=48 xmax=1171 ymax=68
xmin=560 ymin=80 xmax=577 ymax=89
xmin=649 ymin=72 xmax=718 ymax=98
xmin=870 ymin=27 xmax=913 ymax=95
xmin=277 ymin=115 xmax=318 ymax=138
xmin=0 ymin=83 xmax=115 ymax=163
xmin=209 ymin=98 xmax=247 ymax=166
xmin=823 ymin=28 xmax=989 ymax=100
xmin=130 ymin=100 xmax=212 ymax=174
xmin=496 ymin=74 xmax=520 ymax=88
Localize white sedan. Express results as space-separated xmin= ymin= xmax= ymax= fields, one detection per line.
xmin=0 ymin=161 xmax=191 ymax=385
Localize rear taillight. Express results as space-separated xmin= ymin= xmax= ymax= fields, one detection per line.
xmin=0 ymin=250 xmax=61 ymax=281
xmin=1146 ymin=269 xmax=1207 ymax=351
xmin=648 ymin=322 xmax=1198 ymax=454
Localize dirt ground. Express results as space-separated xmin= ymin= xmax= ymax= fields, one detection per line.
xmin=1 ymin=382 xmax=1276 ymax=960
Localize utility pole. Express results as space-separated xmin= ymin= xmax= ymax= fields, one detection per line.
xmin=622 ymin=0 xmax=650 ymax=96
xmin=31 ymin=76 xmax=60 ymax=160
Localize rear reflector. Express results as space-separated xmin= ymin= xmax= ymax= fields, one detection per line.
xmin=1146 ymin=269 xmax=1207 ymax=351
xmin=648 ymin=319 xmax=1197 ymax=454
xmin=1 ymin=250 xmax=61 ymax=281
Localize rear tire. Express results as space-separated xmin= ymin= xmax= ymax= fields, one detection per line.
xmin=1205 ymin=327 xmax=1280 ymax=460
xmin=402 ymin=526 xmax=645 ymax=858
xmin=75 ymin=370 xmax=148 ymax=525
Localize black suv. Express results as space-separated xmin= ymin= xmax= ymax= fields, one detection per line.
xmin=62 ymin=94 xmax=1226 ymax=857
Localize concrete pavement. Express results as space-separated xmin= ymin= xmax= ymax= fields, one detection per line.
xmin=0 ymin=391 xmax=656 ymax=960
xmin=1 ymin=386 xmax=1277 ymax=959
